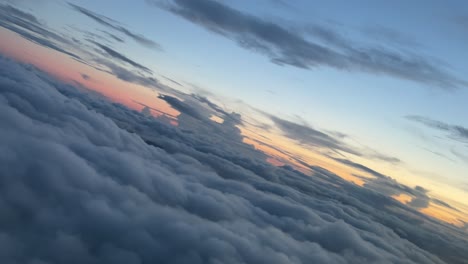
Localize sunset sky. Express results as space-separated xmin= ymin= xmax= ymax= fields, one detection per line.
xmin=1 ymin=0 xmax=467 ymax=228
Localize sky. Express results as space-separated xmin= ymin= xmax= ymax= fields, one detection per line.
xmin=0 ymin=0 xmax=467 ymax=224
xmin=0 ymin=0 xmax=468 ymax=263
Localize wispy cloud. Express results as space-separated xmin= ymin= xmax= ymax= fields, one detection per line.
xmin=406 ymin=115 xmax=468 ymax=144
xmin=69 ymin=3 xmax=162 ymax=50
xmin=0 ymin=4 xmax=81 ymax=59
xmin=94 ymin=57 xmax=162 ymax=89
xmin=93 ymin=41 xmax=153 ymax=73
xmin=270 ymin=115 xmax=361 ymax=156
xmin=269 ymin=115 xmax=401 ymax=165
xmin=151 ymin=0 xmax=466 ymax=90
xmin=334 ymin=158 xmax=388 ymax=179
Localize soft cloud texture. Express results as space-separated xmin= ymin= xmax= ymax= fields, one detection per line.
xmin=0 ymin=4 xmax=81 ymax=59
xmin=69 ymin=3 xmax=162 ymax=50
xmin=93 ymin=42 xmax=153 ymax=73
xmin=150 ymin=0 xmax=466 ymax=90
xmin=1 ymin=56 xmax=468 ymax=264
xmin=406 ymin=115 xmax=468 ymax=144
xmin=270 ymin=115 xmax=401 ymax=164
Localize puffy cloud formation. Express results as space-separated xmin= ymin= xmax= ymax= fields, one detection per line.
xmin=0 ymin=56 xmax=467 ymax=264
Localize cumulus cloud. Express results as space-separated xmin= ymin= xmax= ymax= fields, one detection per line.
xmin=69 ymin=3 xmax=162 ymax=50
xmin=1 ymin=56 xmax=467 ymax=264
xmin=150 ymin=0 xmax=466 ymax=90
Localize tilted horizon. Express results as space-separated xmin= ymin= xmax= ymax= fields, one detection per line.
xmin=0 ymin=0 xmax=467 ymax=263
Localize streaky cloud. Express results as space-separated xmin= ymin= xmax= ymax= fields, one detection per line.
xmin=406 ymin=115 xmax=468 ymax=143
xmin=69 ymin=3 xmax=162 ymax=50
xmin=94 ymin=58 xmax=162 ymax=89
xmin=0 ymin=4 xmax=81 ymax=59
xmin=93 ymin=41 xmax=153 ymax=73
xmin=151 ymin=0 xmax=466 ymax=90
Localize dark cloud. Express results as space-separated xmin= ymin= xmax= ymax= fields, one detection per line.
xmin=406 ymin=115 xmax=468 ymax=143
xmin=93 ymin=42 xmax=152 ymax=73
xmin=80 ymin=73 xmax=90 ymax=80
xmin=1 ymin=56 xmax=468 ymax=263
xmin=132 ymin=100 xmax=177 ymax=119
xmin=162 ymin=76 xmax=183 ymax=87
xmin=0 ymin=5 xmax=166 ymax=98
xmin=270 ymin=115 xmax=402 ymax=164
xmin=191 ymin=94 xmax=231 ymax=117
xmin=333 ymin=158 xmax=387 ymax=179
xmin=94 ymin=58 xmax=162 ymax=90
xmin=366 ymin=152 xmax=401 ymax=164
xmin=271 ymin=115 xmax=361 ymax=156
xmin=334 ymin=157 xmax=433 ymax=210
xmin=432 ymin=198 xmax=460 ymax=212
xmin=337 ymin=158 xmax=459 ymax=212
xmin=158 ymin=94 xmax=205 ymax=120
xmin=151 ymin=0 xmax=466 ymax=90
xmin=69 ymin=3 xmax=162 ymax=50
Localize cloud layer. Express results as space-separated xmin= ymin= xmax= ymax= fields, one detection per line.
xmin=1 ymin=56 xmax=468 ymax=263
xmin=151 ymin=0 xmax=466 ymax=90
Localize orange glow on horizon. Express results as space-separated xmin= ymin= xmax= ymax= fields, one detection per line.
xmin=0 ymin=28 xmax=179 ymax=119
xmin=421 ymin=203 xmax=468 ymax=227
xmin=392 ymin=193 xmax=413 ymax=204
xmin=240 ymin=126 xmax=367 ymax=186
xmin=209 ymin=115 xmax=224 ymax=124
xmin=1 ymin=26 xmax=466 ymax=228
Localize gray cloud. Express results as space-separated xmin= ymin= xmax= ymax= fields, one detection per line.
xmin=69 ymin=3 xmax=162 ymax=50
xmin=158 ymin=94 xmax=205 ymax=120
xmin=94 ymin=58 xmax=162 ymax=90
xmin=0 ymin=4 xmax=81 ymax=59
xmin=151 ymin=0 xmax=466 ymax=90
xmin=0 ymin=4 xmax=172 ymax=104
xmin=80 ymin=73 xmax=90 ymax=80
xmin=336 ymin=158 xmax=458 ymax=212
xmin=162 ymin=76 xmax=183 ymax=86
xmin=271 ymin=115 xmax=362 ymax=156
xmin=334 ymin=158 xmax=388 ymax=179
xmin=1 ymin=56 xmax=468 ymax=263
xmin=333 ymin=157 xmax=433 ymax=210
xmin=93 ymin=41 xmax=153 ymax=73
xmin=406 ymin=115 xmax=468 ymax=144
xmin=99 ymin=30 xmax=125 ymax=43
xmin=270 ymin=115 xmax=401 ymax=165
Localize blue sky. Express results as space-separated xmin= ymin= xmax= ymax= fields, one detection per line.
xmin=1 ymin=0 xmax=467 ymax=224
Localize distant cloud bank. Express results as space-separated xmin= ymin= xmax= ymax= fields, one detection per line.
xmin=0 ymin=55 xmax=467 ymax=263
